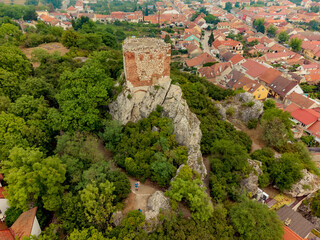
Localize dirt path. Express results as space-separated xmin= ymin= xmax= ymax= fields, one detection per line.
xmin=226 ymin=119 xmax=265 ymax=153
xmin=98 ymin=141 xmax=161 ymax=215
xmin=123 ymin=178 xmax=159 ymax=214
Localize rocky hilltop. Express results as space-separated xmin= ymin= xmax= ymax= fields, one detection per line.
xmin=108 ymin=38 xmax=206 ymax=179
xmin=109 ymin=78 xmax=206 ymax=179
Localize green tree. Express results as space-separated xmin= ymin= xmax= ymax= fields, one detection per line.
xmin=2 ymin=147 xmax=66 ymax=211
xmin=289 ymin=37 xmax=302 ymax=52
xmin=278 ymin=31 xmax=289 ymax=43
xmin=266 ymin=24 xmax=277 ymax=38
xmin=53 ymin=63 xmax=113 ymax=132
xmin=77 ymin=33 xmax=102 ymax=51
xmin=0 ymin=23 xmax=24 ymax=45
xmin=311 ymin=5 xmax=320 ymax=13
xmin=260 ymin=108 xmax=293 ymax=151
xmin=166 ymin=175 xmax=213 ymax=221
xmin=208 ymin=32 xmax=214 ymax=46
xmin=224 ymin=2 xmax=232 ymax=12
xmin=231 ymin=197 xmax=284 ymax=240
xmin=109 ymin=210 xmax=147 ymax=239
xmin=270 ymin=153 xmax=303 ymax=191
xmin=0 ymin=112 xmax=30 ymax=159
xmin=79 ymin=180 xmax=115 ymax=230
xmin=253 ymin=18 xmax=265 ymax=33
xmin=204 ymin=14 xmax=220 ymax=24
xmin=0 ymin=46 xmax=32 ymax=100
xmin=68 ymin=227 xmax=108 ymax=240
xmin=164 ymin=34 xmax=171 ymax=44
xmin=61 ymin=29 xmax=80 ymax=48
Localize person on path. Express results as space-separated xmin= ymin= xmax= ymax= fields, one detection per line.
xmin=135 ymin=181 xmax=140 ymax=191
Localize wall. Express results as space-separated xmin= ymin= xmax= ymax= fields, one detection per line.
xmin=123 ymin=38 xmax=171 ymax=88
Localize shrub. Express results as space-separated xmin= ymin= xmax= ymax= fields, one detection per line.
xmin=5 ymin=207 xmax=22 ymax=227
xmin=248 ymin=119 xmax=258 ymax=129
xmin=226 ymin=107 xmax=235 ymax=116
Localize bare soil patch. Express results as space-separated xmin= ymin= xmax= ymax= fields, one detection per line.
xmin=21 ymin=42 xmax=69 ymax=67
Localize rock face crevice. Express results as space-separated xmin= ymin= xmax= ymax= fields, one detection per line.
xmin=109 ymin=79 xmax=207 ymax=179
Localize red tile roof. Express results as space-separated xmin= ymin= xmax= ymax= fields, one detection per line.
xmin=308 ymin=121 xmax=320 ymax=139
xmin=186 ymin=52 xmax=216 ymax=67
xmin=229 ymin=54 xmax=245 ymax=65
xmin=283 ymin=226 xmax=305 ymax=240
xmin=10 ymin=208 xmax=37 ymax=240
xmin=242 ymin=60 xmax=269 ymax=78
xmin=291 ymin=108 xmax=319 ymax=125
xmin=0 ymin=230 xmax=14 ymax=240
xmin=0 ymin=188 xmax=5 ymax=199
xmin=259 ymin=68 xmax=282 ymax=84
xmin=284 ymin=103 xmax=301 ymax=113
xmin=286 ymin=92 xmax=317 ymax=109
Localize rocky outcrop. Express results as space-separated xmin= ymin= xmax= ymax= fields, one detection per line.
xmin=241 ymin=159 xmax=263 ymax=196
xmin=109 ymin=79 xmax=206 ymax=178
xmin=298 ymin=197 xmax=320 ymax=231
xmin=145 ymin=191 xmax=170 ymax=221
xmin=284 ymin=169 xmax=320 ymax=197
xmin=217 ymin=92 xmax=264 ymax=124
xmin=111 ymin=210 xmax=123 ymax=226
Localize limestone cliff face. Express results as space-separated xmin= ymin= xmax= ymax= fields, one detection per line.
xmin=109 ymin=79 xmax=207 ymax=179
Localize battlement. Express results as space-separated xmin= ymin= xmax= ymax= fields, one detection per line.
xmin=123 ymin=38 xmax=171 ymax=88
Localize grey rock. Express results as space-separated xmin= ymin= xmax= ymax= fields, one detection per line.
xmin=145 ymin=191 xmax=170 ymax=221
xmin=111 ymin=210 xmax=123 ymax=226
xmin=219 ymin=92 xmax=264 ymax=124
xmin=109 ymin=79 xmax=207 ymax=179
xmin=284 ymin=169 xmax=320 ymax=197
xmin=216 ymin=103 xmax=226 ymax=120
xmin=241 ymin=159 xmax=263 ymax=196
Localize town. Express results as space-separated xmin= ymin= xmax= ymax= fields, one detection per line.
xmin=2 ymin=0 xmax=320 ymax=239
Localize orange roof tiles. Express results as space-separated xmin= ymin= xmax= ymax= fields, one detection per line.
xmin=284 ymin=102 xmax=301 ymax=113
xmin=286 ymin=92 xmax=317 ymax=109
xmin=230 ymin=54 xmax=245 ymax=65
xmin=10 ymin=208 xmax=37 ymax=240
xmin=291 ymin=108 xmax=319 ymax=125
xmin=259 ymin=68 xmax=282 ymax=84
xmin=242 ymin=60 xmax=269 ymax=78
xmin=283 ymin=226 xmax=306 ymax=240
xmin=0 ymin=230 xmax=14 ymax=240
xmin=186 ymin=53 xmax=217 ymax=67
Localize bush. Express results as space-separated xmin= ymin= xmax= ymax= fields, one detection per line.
xmin=113 ymin=111 xmax=188 ymax=186
xmin=226 ymin=107 xmax=235 ymax=116
xmin=248 ymin=119 xmax=258 ymax=129
xmin=5 ymin=207 xmax=22 ymax=227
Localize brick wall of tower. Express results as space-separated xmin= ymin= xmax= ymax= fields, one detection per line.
xmin=123 ymin=39 xmax=171 ymax=88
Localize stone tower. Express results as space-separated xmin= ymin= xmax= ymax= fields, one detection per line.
xmin=123 ymin=38 xmax=171 ymax=90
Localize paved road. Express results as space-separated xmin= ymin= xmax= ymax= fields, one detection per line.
xmin=202 ymin=30 xmax=212 ymax=55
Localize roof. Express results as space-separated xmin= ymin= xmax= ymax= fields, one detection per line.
xmin=242 ymin=60 xmax=269 ymax=78
xmin=0 ymin=230 xmax=14 ymax=240
xmin=67 ymin=6 xmax=76 ymax=10
xmin=230 ymin=54 xmax=245 ymax=65
xmin=186 ymin=52 xmax=216 ymax=67
xmin=291 ymin=108 xmax=319 ymax=125
xmin=286 ymin=92 xmax=317 ymax=109
xmin=0 ymin=188 xmax=5 ymax=199
xmin=283 ymin=226 xmax=305 ymax=240
xmin=308 ymin=121 xmax=320 ymax=139
xmin=277 ymin=205 xmax=314 ymax=238
xmin=259 ymin=68 xmax=282 ymax=84
xmin=284 ymin=103 xmax=301 ymax=113
xmin=10 ymin=207 xmax=37 ymax=240
xmin=268 ymin=76 xmax=298 ymax=97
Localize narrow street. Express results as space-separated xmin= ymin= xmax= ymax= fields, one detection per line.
xmin=201 ymin=30 xmax=213 ymax=55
